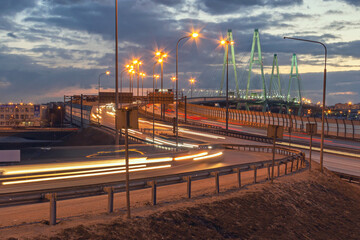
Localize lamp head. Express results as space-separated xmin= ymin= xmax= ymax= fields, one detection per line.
xmin=191 ymin=32 xmax=199 ymax=38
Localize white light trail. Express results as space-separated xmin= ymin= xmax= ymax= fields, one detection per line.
xmin=193 ymin=151 xmax=223 ymax=161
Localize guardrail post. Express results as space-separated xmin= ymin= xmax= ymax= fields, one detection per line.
xmin=235 ymin=168 xmax=241 ymax=188
xmin=266 ymin=164 xmax=271 ymax=180
xmin=104 ymin=187 xmax=114 ymax=213
xmin=149 ymin=180 xmax=157 ymax=205
xmin=277 ymin=162 xmax=280 ymax=177
xmin=251 ymin=166 xmax=257 ymax=183
xmin=290 ymin=160 xmax=294 ymax=173
xmin=285 ymin=162 xmax=288 ymax=175
xmin=183 ymin=176 xmax=192 ymax=198
xmin=45 ymin=193 xmax=57 ymax=226
xmin=296 ymin=157 xmax=299 ymax=170
xmin=212 ymin=172 xmax=220 ymax=194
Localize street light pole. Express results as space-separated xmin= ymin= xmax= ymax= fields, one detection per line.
xmin=152 ymin=62 xmax=157 ymax=143
xmin=225 ymin=43 xmax=229 ymax=131
xmin=283 ymin=37 xmax=327 ymax=173
xmin=220 ymin=39 xmax=234 ymax=131
xmin=98 ymin=71 xmax=110 ymax=123
xmin=115 ymin=0 xmax=119 ymax=145
xmin=175 ymin=32 xmax=199 ymax=150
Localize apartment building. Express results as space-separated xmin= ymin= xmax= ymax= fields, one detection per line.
xmin=0 ymin=103 xmax=45 ymax=127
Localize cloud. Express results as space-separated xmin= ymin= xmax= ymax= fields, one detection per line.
xmin=329 ymin=91 xmax=357 ymax=96
xmin=0 ymin=0 xmax=37 ymax=15
xmin=198 ymin=0 xmax=303 ymax=15
xmin=338 ymin=0 xmax=360 ymax=6
xmin=0 ymin=78 xmax=11 ymax=88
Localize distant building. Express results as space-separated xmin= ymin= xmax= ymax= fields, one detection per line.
xmin=334 ymin=103 xmax=360 ymax=110
xmin=0 ymin=103 xmax=47 ymax=127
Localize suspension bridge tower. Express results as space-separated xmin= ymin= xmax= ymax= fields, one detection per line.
xmin=286 ymin=53 xmax=302 ymax=115
xmin=245 ymin=29 xmax=267 ymax=111
xmin=219 ymin=29 xmax=239 ymax=97
xmin=268 ymin=54 xmax=282 ymax=98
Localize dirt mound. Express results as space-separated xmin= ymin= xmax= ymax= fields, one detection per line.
xmin=31 ymin=165 xmax=360 ymax=240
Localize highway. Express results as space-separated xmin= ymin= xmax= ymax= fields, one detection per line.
xmin=0 ymin=105 xmax=279 ymax=194
xmin=0 ymin=147 xmax=275 ymax=194
xmin=138 ymin=104 xmax=360 ymax=177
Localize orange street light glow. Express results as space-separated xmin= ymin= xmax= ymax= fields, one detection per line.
xmin=156 ymin=51 xmax=161 ymax=56
xmin=158 ymin=58 xmax=163 ymax=63
xmin=192 ymin=32 xmax=199 ymax=38
xmin=106 ymin=71 xmax=110 ymax=75
xmin=133 ymin=60 xmax=138 ymax=64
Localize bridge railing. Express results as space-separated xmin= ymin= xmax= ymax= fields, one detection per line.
xmin=180 ymin=103 xmax=360 ymax=140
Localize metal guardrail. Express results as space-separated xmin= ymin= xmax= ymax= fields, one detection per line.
xmin=0 ymin=144 xmax=305 ymax=225
xmin=333 ymin=171 xmax=360 ymax=184
xmin=181 ymin=103 xmax=360 ymax=140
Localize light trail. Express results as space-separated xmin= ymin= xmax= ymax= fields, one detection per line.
xmin=1 ymin=157 xmax=174 ymax=176
xmin=277 ymin=142 xmax=360 ymax=158
xmin=174 ymin=152 xmax=208 ymax=161
xmin=179 ymin=129 xmax=225 ymax=139
xmin=1 ymin=165 xmax=147 ymax=182
xmin=193 ymin=151 xmax=223 ymax=161
xmin=2 ymin=165 xmax=171 ymax=185
xmin=139 ymin=119 xmax=224 ymax=140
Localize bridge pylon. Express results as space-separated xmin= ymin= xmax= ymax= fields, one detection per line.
xmin=286 ymin=53 xmax=302 ymax=115
xmin=268 ymin=54 xmax=282 ymax=99
xmin=245 ymin=29 xmax=267 ymax=111
xmin=219 ymin=29 xmax=239 ymax=97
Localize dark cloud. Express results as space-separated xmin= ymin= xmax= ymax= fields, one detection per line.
xmin=149 ymin=0 xmax=186 ymax=6
xmin=338 ymin=0 xmax=360 ymax=6
xmin=199 ymin=0 xmax=303 ymax=15
xmin=325 ymin=10 xmax=343 ymax=14
xmin=325 ymin=20 xmax=360 ymax=31
xmin=0 ymin=0 xmax=37 ymax=15
xmin=7 ymin=32 xmax=17 ymax=38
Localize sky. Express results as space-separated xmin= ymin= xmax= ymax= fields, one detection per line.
xmin=0 ymin=0 xmax=359 ymax=105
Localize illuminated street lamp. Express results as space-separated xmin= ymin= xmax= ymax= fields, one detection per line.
xmin=120 ymin=65 xmax=131 ymax=108
xmin=133 ymin=60 xmax=142 ymax=97
xmin=175 ymin=32 xmax=199 ymax=149
xmin=128 ymin=65 xmax=135 ymax=92
xmin=98 ymin=71 xmax=110 ymax=122
xmin=171 ymin=77 xmax=176 ymax=90
xmin=189 ymin=78 xmax=195 ymax=98
xmin=220 ymin=38 xmax=234 ymax=131
xmin=140 ymin=72 xmax=146 ymax=96
xmin=153 ymin=74 xmax=160 ymax=88
xmin=155 ymin=51 xmax=167 ymax=119
xmin=284 ymin=36 xmax=327 ymax=173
